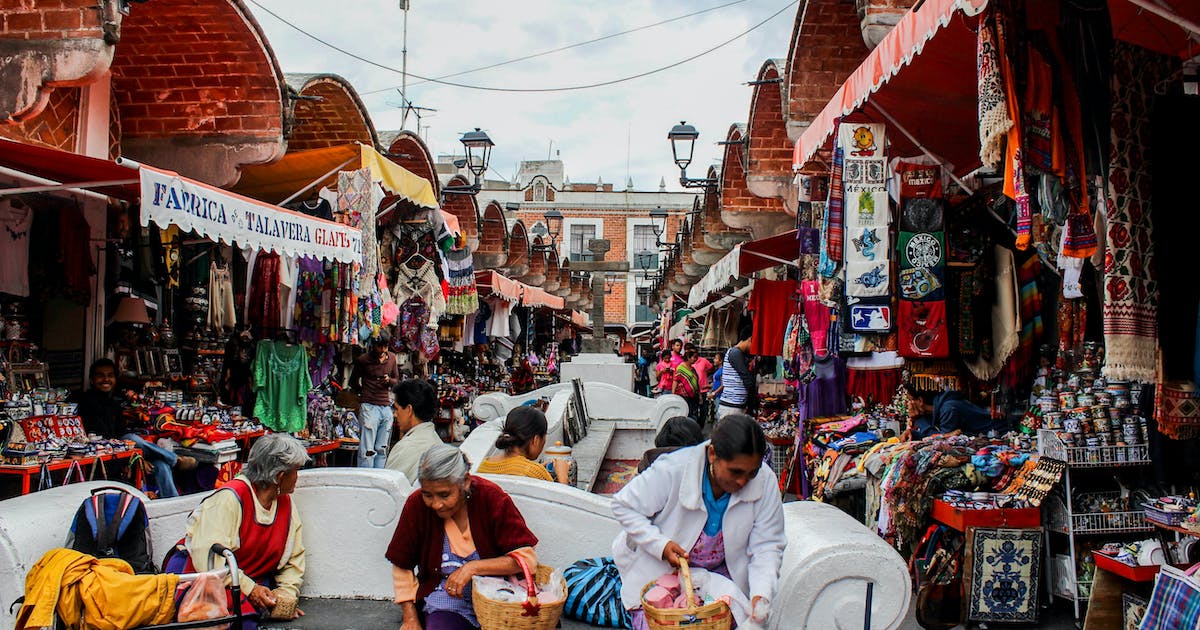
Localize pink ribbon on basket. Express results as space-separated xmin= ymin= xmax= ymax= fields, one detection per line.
xmin=507 ymin=551 xmax=541 ymax=617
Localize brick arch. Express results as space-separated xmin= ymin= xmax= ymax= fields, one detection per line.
xmin=543 ymin=250 xmax=561 ymax=293
xmin=110 ymin=0 xmax=286 ymax=186
xmin=523 ymin=239 xmax=548 ymax=286
xmin=506 ymin=221 xmax=530 ymax=279
xmin=476 ymin=200 xmax=508 ymax=270
xmin=384 ymin=131 xmax=439 ymax=197
xmin=555 ymin=258 xmax=572 ymax=298
xmin=442 ymin=174 xmax=479 ymax=251
xmin=698 ymin=165 xmax=749 ymax=261
xmin=785 ymin=0 xmax=869 ymax=141
xmin=285 ymin=73 xmax=377 ymax=151
xmin=746 ymin=59 xmax=796 ymax=214
xmin=719 ymin=124 xmax=790 ymax=239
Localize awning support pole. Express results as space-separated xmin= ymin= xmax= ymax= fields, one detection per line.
xmin=0 ymin=179 xmax=139 ymax=197
xmin=280 ymin=157 xmax=357 ymax=206
xmin=741 ymin=249 xmax=800 ymax=269
xmin=871 ymin=103 xmax=975 ymax=195
xmin=1126 ymin=0 xmax=1200 ymax=40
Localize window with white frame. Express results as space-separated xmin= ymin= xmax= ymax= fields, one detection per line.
xmin=632 ymin=225 xmax=658 ymax=269
xmin=634 ymin=286 xmax=655 ymax=322
xmin=570 ymin=224 xmax=596 ymax=262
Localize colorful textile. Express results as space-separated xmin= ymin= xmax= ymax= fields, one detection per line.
xmin=338 ymin=168 xmax=378 ymax=297
xmin=444 ymin=247 xmax=479 ymax=315
xmin=1102 ymin=42 xmax=1168 ymax=384
xmin=846 ymin=261 xmax=890 ymax=298
xmin=818 ymin=143 xmax=844 ymax=278
xmin=898 ymin=300 xmax=949 ymax=359
xmin=247 ymin=252 xmax=281 ymax=335
xmin=1002 ymin=255 xmax=1043 ymax=389
xmin=964 ymin=528 xmax=1041 ymax=623
xmin=976 ymin=12 xmax=1011 ymax=170
xmin=994 ymin=12 xmax=1031 ymax=249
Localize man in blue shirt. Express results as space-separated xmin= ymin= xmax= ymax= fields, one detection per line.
xmin=905 ymin=384 xmax=1009 ymax=438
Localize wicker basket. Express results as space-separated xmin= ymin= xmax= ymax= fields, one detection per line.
xmin=473 ymin=554 xmax=567 ymax=630
xmin=641 ymin=559 xmax=733 ymax=630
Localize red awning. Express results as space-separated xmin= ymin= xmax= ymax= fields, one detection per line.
xmin=1109 ymin=0 xmax=1200 ymax=59
xmin=0 ymin=138 xmax=140 ymax=201
xmin=475 ymin=270 xmax=565 ymax=309
xmin=739 ymin=230 xmax=800 ymax=275
xmin=793 ymin=0 xmax=989 ymax=174
xmin=794 ymin=0 xmax=1199 ymax=175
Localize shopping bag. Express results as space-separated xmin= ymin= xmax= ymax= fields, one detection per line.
xmin=176 ymin=571 xmax=231 ymax=630
xmin=1139 ymin=564 xmax=1200 ymax=629
xmin=563 ymin=557 xmax=631 ymax=628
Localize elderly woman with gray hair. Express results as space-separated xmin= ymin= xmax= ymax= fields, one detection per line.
xmin=386 ymin=443 xmax=539 ymax=630
xmin=167 ymin=433 xmax=310 ymax=625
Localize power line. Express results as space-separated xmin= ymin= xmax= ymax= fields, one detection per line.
xmin=365 ymin=0 xmax=752 ymax=95
xmin=246 ymin=0 xmax=798 ymax=94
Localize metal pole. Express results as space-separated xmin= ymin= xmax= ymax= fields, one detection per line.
xmin=401 ymin=1 xmax=410 ymax=129
xmin=864 ymin=581 xmax=874 ymax=630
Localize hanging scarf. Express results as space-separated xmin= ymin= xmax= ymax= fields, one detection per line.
xmin=977 ymin=11 xmax=1012 ymax=170
xmin=818 ymin=140 xmax=844 ymax=278
xmin=993 ymin=11 xmax=1032 ymax=250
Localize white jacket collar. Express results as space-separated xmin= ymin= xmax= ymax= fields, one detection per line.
xmin=679 ymin=441 xmax=765 ymax=510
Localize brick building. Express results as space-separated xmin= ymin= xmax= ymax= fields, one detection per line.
xmin=446 ymin=158 xmax=697 ymax=330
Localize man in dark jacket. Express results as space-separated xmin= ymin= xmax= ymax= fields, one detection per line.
xmin=349 ymin=333 xmax=400 ymax=468
xmin=905 ymin=385 xmax=1009 ymax=438
xmin=73 ymin=359 xmax=195 ymax=497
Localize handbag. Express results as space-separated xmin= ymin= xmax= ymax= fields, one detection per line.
xmin=1139 ymin=564 xmax=1200 ymax=629
xmin=562 ymin=557 xmax=631 ymax=629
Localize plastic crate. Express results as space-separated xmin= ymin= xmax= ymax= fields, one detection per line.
xmin=1037 ymin=429 xmax=1151 ymax=467
xmin=1092 ymin=551 xmax=1162 ymax=583
xmin=1143 ymin=502 xmax=1193 ymax=527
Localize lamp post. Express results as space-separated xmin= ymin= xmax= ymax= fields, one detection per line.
xmin=443 ymin=128 xmax=494 ymax=198
xmin=667 ymin=121 xmax=718 ymax=190
xmin=543 ymin=209 xmax=562 ymax=245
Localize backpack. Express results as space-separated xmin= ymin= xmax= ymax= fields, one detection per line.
xmin=66 ymin=487 xmax=157 ymax=574
xmin=562 ymin=557 xmax=631 ymax=629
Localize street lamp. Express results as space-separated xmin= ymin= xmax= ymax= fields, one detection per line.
xmin=668 ymin=121 xmax=718 ymax=190
xmin=650 ymin=206 xmax=667 ymax=239
xmin=442 ymin=128 xmax=494 ymax=197
xmin=543 ymin=209 xmax=563 ymax=244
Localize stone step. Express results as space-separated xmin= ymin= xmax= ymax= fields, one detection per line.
xmin=571 ymin=421 xmax=616 ymax=492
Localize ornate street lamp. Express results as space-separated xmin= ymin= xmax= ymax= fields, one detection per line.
xmin=667 ymin=121 xmax=718 ymax=190
xmin=442 ymin=128 xmax=494 ymax=198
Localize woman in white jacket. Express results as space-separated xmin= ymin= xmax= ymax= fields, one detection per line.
xmin=612 ymin=414 xmax=786 ymax=629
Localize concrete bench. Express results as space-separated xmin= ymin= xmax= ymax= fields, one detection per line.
xmin=0 ymin=469 xmax=912 ymax=629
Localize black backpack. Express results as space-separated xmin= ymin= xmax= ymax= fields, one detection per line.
xmin=66 ymin=487 xmax=157 ymax=574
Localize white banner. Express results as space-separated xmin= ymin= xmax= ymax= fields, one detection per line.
xmin=138 ymin=166 xmax=363 ymax=264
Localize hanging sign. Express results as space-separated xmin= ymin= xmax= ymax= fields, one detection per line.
xmin=138 ymin=165 xmax=363 ymax=264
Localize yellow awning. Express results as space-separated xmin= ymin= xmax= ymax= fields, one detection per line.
xmin=230 ymin=143 xmax=438 ymax=209
xmin=358 ymin=144 xmax=438 ymax=209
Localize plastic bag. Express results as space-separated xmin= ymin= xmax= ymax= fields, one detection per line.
xmin=176 ymin=572 xmax=230 ymax=630
xmin=473 ymin=576 xmax=526 ymax=603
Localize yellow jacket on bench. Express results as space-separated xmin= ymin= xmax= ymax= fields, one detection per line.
xmin=17 ymin=548 xmax=179 ymax=630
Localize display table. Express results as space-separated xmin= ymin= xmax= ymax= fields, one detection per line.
xmin=0 ymin=450 xmax=137 ymax=495
xmin=931 ymin=499 xmax=1041 ymax=531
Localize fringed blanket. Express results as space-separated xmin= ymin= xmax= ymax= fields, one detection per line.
xmin=1102 ymin=43 xmax=1173 ymax=384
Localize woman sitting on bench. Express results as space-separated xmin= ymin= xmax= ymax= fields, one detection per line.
xmin=166 ymin=433 xmax=309 ymax=625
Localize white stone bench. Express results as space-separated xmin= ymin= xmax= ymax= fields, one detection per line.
xmin=0 ymin=469 xmax=912 ymax=629
xmin=471 ymin=382 xmax=687 ymax=428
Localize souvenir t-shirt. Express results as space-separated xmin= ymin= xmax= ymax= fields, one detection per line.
xmin=898 ymin=300 xmax=950 ymax=359
xmin=747 ymin=279 xmax=798 ymax=357
xmin=0 ymin=200 xmax=33 ymax=296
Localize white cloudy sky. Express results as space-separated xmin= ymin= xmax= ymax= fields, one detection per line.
xmin=246 ymin=0 xmax=798 ymax=191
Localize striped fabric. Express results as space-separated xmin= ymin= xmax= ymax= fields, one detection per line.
xmin=1139 ymin=565 xmax=1200 ymax=629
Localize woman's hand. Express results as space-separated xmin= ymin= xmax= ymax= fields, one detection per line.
xmin=661 ymin=541 xmax=689 ymax=568
xmin=399 ymin=601 xmax=421 ymax=630
xmin=750 ymin=596 xmax=770 ymax=623
xmin=444 ymin=561 xmax=476 ymax=598
xmin=247 ymin=584 xmax=276 ymax=611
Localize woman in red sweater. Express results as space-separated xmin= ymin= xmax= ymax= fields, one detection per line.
xmin=386 ymin=444 xmax=539 ymax=630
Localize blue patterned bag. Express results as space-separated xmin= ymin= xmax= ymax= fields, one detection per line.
xmin=563 ymin=557 xmax=631 ymax=629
